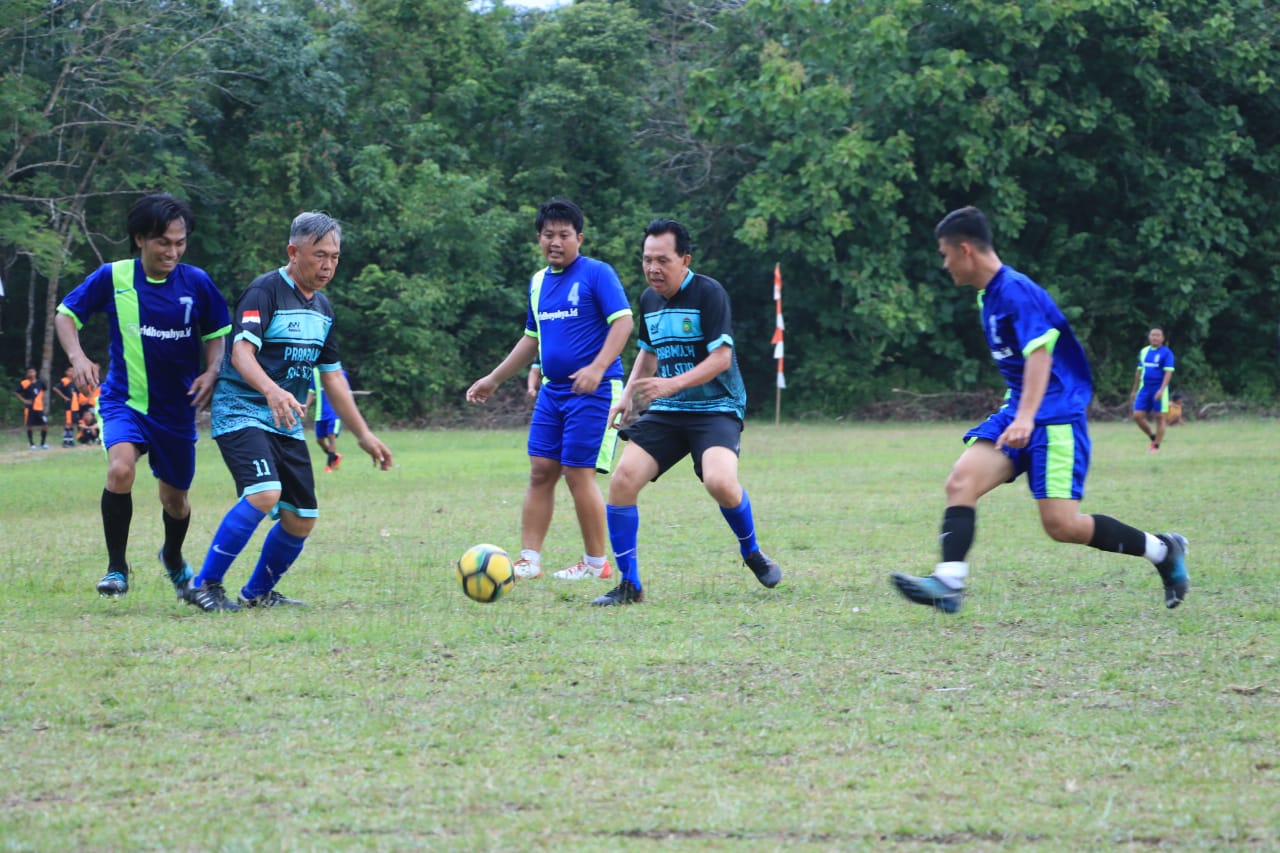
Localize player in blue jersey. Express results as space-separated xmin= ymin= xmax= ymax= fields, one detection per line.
xmin=593 ymin=218 xmax=782 ymax=606
xmin=55 ymin=194 xmax=232 ymax=598
xmin=181 ymin=212 xmax=392 ymax=612
xmin=466 ymin=200 xmax=634 ymax=582
xmin=309 ymin=367 xmax=347 ymax=472
xmin=1129 ymin=326 xmax=1175 ymax=453
xmin=890 ymin=206 xmax=1190 ymax=613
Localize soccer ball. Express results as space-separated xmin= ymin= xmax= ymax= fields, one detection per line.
xmin=456 ymin=544 xmax=515 ymax=603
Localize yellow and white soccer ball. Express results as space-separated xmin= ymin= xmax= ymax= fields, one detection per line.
xmin=456 ymin=544 xmax=515 ymax=603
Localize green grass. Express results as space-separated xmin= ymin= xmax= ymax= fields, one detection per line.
xmin=2 ymin=420 xmax=1278 ymax=851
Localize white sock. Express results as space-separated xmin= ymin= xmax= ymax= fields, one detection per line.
xmin=520 ymin=549 xmax=541 ymax=567
xmin=1143 ymin=534 xmax=1168 ymax=564
xmin=933 ymin=561 xmax=969 ymax=590
xmin=585 ymin=554 xmax=607 ymax=569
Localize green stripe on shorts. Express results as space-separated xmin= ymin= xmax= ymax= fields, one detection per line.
xmin=595 ymin=378 xmax=623 ymax=474
xmin=1044 ymin=423 xmax=1075 ymax=499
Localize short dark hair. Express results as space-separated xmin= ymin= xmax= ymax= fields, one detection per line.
xmin=535 ymin=199 xmax=584 ymax=234
xmin=127 ymin=193 xmax=194 ymax=248
xmin=934 ymin=206 xmax=993 ymax=250
xmin=643 ymin=218 xmax=691 ymax=256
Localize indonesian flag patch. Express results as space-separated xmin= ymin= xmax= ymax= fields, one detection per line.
xmin=241 ymin=310 xmax=261 ymax=325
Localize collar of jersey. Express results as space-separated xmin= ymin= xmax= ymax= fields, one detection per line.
xmin=678 ymin=270 xmax=694 ymax=291
xmin=278 ymin=266 xmax=299 ymax=291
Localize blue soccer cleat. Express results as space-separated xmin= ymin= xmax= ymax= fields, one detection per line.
xmin=1154 ymin=533 xmax=1189 ymax=609
xmin=96 ymin=570 xmax=129 ymax=597
xmin=890 ymin=572 xmax=964 ymax=614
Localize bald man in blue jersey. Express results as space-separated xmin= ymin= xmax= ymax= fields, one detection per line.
xmin=56 ymin=194 xmax=232 ymax=599
xmin=891 ymin=206 xmax=1190 ymax=613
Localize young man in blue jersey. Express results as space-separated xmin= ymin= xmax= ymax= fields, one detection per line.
xmin=466 ymin=199 xmax=634 ymax=582
xmin=1130 ymin=326 xmax=1176 ymax=453
xmin=309 ymin=367 xmax=347 ymax=472
xmin=891 ymin=206 xmax=1190 ymax=613
xmin=594 ymin=218 xmax=782 ymax=606
xmin=182 ymin=212 xmax=393 ymax=612
xmin=55 ymin=194 xmax=232 ymax=598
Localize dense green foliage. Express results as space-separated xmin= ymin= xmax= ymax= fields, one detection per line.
xmin=2 ymin=0 xmax=1277 ymax=421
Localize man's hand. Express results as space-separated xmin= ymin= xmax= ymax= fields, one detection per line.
xmin=466 ymin=376 xmax=497 ymax=404
xmin=357 ymin=432 xmax=394 ymax=470
xmin=187 ymin=369 xmax=220 ymax=410
xmin=264 ymin=385 xmax=307 ymax=430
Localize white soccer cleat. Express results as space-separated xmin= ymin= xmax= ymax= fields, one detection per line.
xmin=512 ymin=557 xmax=542 ymax=580
xmin=553 ymin=560 xmax=612 ymax=581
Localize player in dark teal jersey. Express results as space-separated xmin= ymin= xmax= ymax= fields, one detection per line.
xmin=593 ymin=219 xmax=781 ymax=606
xmin=891 ymin=206 xmax=1190 ymax=613
xmin=1129 ymin=326 xmax=1176 ymax=452
xmin=182 ymin=212 xmax=392 ymax=612
xmin=55 ymin=194 xmax=232 ymax=599
xmin=467 ymin=200 xmax=634 ymax=583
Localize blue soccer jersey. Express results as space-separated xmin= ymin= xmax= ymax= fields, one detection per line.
xmin=57 ymin=259 xmax=232 ymax=432
xmin=525 ymin=255 xmax=632 ymax=385
xmin=636 ymin=270 xmax=747 ymax=419
xmin=977 ymin=265 xmax=1093 ymax=424
xmin=1137 ymin=345 xmax=1175 ymax=389
xmin=212 ymin=267 xmax=340 ymax=439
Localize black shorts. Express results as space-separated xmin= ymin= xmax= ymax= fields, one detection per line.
xmin=215 ymin=427 xmax=318 ymax=518
xmin=620 ymin=412 xmax=742 ymax=481
xmin=24 ymin=408 xmax=47 ymax=427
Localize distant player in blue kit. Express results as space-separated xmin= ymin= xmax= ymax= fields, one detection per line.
xmin=595 ymin=218 xmax=782 ymax=606
xmin=1130 ymin=326 xmax=1175 ymax=453
xmin=466 ymin=199 xmax=634 ymax=582
xmin=55 ymin=194 xmax=232 ymax=598
xmin=310 ymin=366 xmax=347 ymax=472
xmin=891 ymin=206 xmax=1190 ymax=613
xmin=182 ymin=212 xmax=393 ymax=612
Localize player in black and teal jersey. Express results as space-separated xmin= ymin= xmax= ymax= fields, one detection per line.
xmin=182 ymin=212 xmax=392 ymax=612
xmin=890 ymin=206 xmax=1189 ymax=613
xmin=467 ymin=200 xmax=634 ymax=583
xmin=55 ymin=194 xmax=232 ymax=598
xmin=1129 ymin=326 xmax=1176 ymax=452
xmin=593 ymin=218 xmax=782 ymax=606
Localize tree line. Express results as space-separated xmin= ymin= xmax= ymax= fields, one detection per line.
xmin=2 ymin=0 xmax=1276 ymax=423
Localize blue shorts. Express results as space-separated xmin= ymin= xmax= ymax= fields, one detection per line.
xmin=1133 ymin=385 xmax=1170 ymax=414
xmin=315 ymin=417 xmax=342 ymax=439
xmin=528 ymin=380 xmax=622 ymax=473
xmin=964 ymin=409 xmax=1090 ymax=501
xmin=215 ymin=427 xmax=318 ymax=518
xmin=99 ymin=397 xmax=198 ymax=490
xmin=620 ymin=412 xmax=742 ymax=482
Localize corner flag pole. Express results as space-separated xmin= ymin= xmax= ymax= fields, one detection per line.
xmin=771 ymin=263 xmax=785 ymax=425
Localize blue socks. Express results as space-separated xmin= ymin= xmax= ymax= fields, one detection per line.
xmin=195 ymin=498 xmax=266 ymax=587
xmin=719 ymin=490 xmax=759 ymax=558
xmin=241 ymin=523 xmax=307 ymax=601
xmin=607 ymin=504 xmax=641 ymax=590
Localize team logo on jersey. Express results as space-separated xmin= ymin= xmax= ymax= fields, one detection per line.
xmin=682 ymin=318 xmax=693 ymax=334
xmin=241 ymin=310 xmax=261 ymax=325
xmin=287 ymin=321 xmax=302 ymax=333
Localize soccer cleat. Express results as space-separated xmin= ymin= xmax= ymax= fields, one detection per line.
xmin=181 ymin=582 xmax=241 ymax=612
xmin=1149 ymin=441 xmax=1159 ymax=454
xmin=238 ymin=590 xmax=306 ymax=608
xmin=330 ymin=453 xmax=341 ymax=470
xmin=553 ymin=560 xmax=613 ymax=581
xmin=1154 ymin=532 xmax=1190 ymax=609
xmin=96 ymin=571 xmax=129 ymax=597
xmin=744 ymin=550 xmax=782 ymax=588
xmin=158 ymin=549 xmax=194 ymax=598
xmin=513 ymin=558 xmax=542 ymax=580
xmin=592 ymin=579 xmax=644 ymax=606
xmin=890 ymin=572 xmax=964 ymax=614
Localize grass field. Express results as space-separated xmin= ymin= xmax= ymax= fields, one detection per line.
xmin=1 ymin=419 xmax=1277 ymax=851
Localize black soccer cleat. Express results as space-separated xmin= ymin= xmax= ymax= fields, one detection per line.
xmin=1153 ymin=532 xmax=1190 ymax=609
xmin=238 ymin=590 xmax=306 ymax=608
xmin=592 ymin=579 xmax=644 ymax=606
xmin=96 ymin=570 xmax=129 ymax=597
xmin=744 ymin=549 xmax=782 ymax=588
xmin=181 ymin=581 xmax=241 ymax=612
